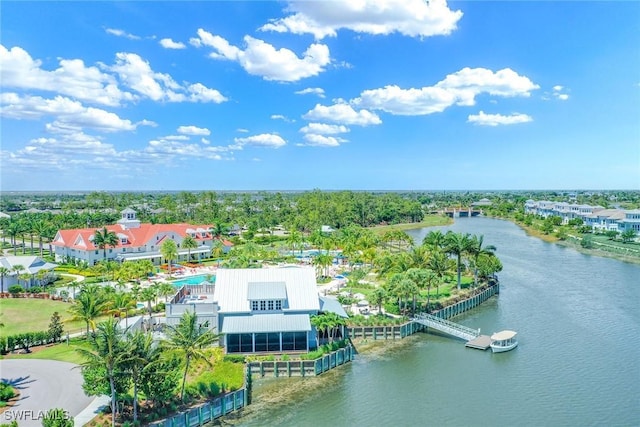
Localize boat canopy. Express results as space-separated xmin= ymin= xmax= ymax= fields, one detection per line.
xmin=491 ymin=330 xmax=517 ymax=341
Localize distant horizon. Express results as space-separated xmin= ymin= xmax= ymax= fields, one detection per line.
xmin=1 ymin=1 xmax=638 ymax=190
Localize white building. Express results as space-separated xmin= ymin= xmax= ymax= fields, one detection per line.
xmin=524 ymin=200 xmax=640 ymax=234
xmin=0 ymin=255 xmax=58 ymax=290
xmin=52 ymin=209 xmax=232 ymax=265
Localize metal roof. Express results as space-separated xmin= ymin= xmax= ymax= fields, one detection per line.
xmin=221 ymin=313 xmax=311 ymax=334
xmin=319 ymin=296 xmax=348 ymax=318
xmin=247 ymin=281 xmax=287 ymax=300
xmin=215 ymin=267 xmax=320 ymax=313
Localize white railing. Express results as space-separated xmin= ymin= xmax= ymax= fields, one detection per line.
xmin=412 ymin=313 xmax=480 ymax=341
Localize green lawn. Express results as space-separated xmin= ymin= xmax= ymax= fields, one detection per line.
xmin=371 ymin=215 xmax=453 ymax=234
xmin=0 ymin=298 xmax=107 ymax=336
xmin=7 ymin=338 xmax=91 ymax=364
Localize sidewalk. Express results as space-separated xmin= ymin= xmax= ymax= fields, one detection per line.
xmin=74 ymin=395 xmax=110 ymax=426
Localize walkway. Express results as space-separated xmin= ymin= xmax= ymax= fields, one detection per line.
xmin=0 ymin=359 xmax=94 ymax=427
xmin=412 ymin=313 xmax=480 ymax=341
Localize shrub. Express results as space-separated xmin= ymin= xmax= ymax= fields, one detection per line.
xmin=223 ymin=354 xmax=246 ymax=364
xmin=8 ymin=285 xmax=23 ymax=295
xmin=0 ymin=383 xmax=15 ymax=402
xmin=42 ymin=408 xmax=73 ymax=427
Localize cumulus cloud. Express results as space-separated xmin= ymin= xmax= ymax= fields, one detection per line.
xmin=302 ymin=134 xmax=346 ymax=147
xmin=191 ymin=29 xmax=331 ymax=82
xmin=159 ymin=38 xmax=186 ymax=49
xmin=260 ymin=0 xmax=462 ymax=39
xmin=105 ymin=28 xmax=141 ymax=40
xmin=551 ymin=85 xmax=570 ymax=101
xmin=109 ymin=52 xmax=227 ymax=103
xmin=300 ymin=123 xmax=349 ymax=134
xmin=234 ymin=133 xmax=286 ymax=148
xmin=0 ymin=45 xmax=134 ymax=107
xmin=303 ymin=103 xmax=381 ymax=126
xmin=467 ymin=111 xmax=533 ymax=126
xmin=0 ymin=93 xmax=152 ymax=132
xmin=0 ymin=45 xmax=226 ymax=107
xmin=177 ymin=125 xmax=211 ymax=136
xmin=353 ymin=67 xmax=539 ymax=115
xmin=295 ymin=87 xmax=325 ymax=98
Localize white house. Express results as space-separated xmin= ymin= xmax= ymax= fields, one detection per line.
xmin=0 ymin=255 xmax=58 ymax=291
xmin=52 ymin=209 xmax=232 ymax=265
xmin=171 ymin=267 xmax=347 ymax=354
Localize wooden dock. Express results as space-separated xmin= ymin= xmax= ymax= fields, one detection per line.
xmin=465 ymin=335 xmax=492 ymax=350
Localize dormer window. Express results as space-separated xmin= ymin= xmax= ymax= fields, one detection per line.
xmin=247 ymin=281 xmax=287 ymax=312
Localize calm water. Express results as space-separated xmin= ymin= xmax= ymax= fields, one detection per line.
xmin=232 ymin=218 xmax=640 ymax=427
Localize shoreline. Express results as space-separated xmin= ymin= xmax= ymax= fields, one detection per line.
xmin=492 ymin=215 xmax=640 ymax=265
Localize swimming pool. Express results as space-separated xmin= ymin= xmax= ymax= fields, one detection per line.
xmin=171 ymin=274 xmax=215 ymax=286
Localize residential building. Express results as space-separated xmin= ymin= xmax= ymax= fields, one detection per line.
xmin=524 ymin=200 xmax=639 ymax=234
xmin=0 ymin=255 xmax=58 ymax=290
xmin=164 ymin=267 xmax=348 ymax=354
xmin=51 ymin=208 xmax=232 ymax=265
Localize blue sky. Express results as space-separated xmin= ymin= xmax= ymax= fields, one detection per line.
xmin=1 ymin=1 xmax=639 ymax=192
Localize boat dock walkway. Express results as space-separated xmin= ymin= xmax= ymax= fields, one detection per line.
xmin=412 ymin=313 xmax=493 ymax=350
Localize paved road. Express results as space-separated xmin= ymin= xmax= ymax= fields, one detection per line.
xmin=0 ymin=359 xmax=93 ymax=427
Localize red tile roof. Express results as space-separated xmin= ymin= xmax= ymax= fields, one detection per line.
xmin=52 ymin=223 xmax=218 ymax=251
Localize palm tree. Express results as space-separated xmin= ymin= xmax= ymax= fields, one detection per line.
xmin=444 ymin=231 xmax=473 ymax=290
xmin=427 ymin=250 xmax=452 ymax=300
xmin=69 ymin=286 xmax=109 ymax=336
xmin=370 ymin=287 xmax=387 ymax=315
xmin=77 ymin=318 xmax=130 ymax=427
xmin=139 ymin=287 xmax=156 ymax=320
xmin=422 ymin=230 xmax=446 ymax=250
xmin=94 ymin=227 xmax=118 ymax=261
xmin=161 ymin=310 xmax=220 ymax=402
xmin=11 ymin=264 xmax=25 ymax=289
xmin=468 ymin=235 xmax=496 ymax=287
xmin=110 ymin=292 xmax=135 ymax=328
xmin=182 ymin=235 xmax=198 ymax=263
xmin=0 ymin=267 xmax=10 ymax=294
xmin=160 ymin=239 xmax=178 ymax=277
xmin=125 ymin=330 xmax=160 ymax=423
xmin=406 ymin=268 xmax=429 ymax=313
xmin=157 ymin=281 xmax=177 ymax=302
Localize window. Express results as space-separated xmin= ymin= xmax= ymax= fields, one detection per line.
xmin=267 ymin=300 xmax=274 ymax=311
xmin=275 ymin=300 xmax=282 ymax=310
xmin=260 ymin=301 xmax=266 ymax=311
xmin=251 ymin=301 xmax=259 ymax=311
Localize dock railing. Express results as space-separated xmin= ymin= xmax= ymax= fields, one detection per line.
xmin=412 ymin=313 xmax=480 ymax=341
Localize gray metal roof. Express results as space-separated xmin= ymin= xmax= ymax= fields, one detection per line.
xmin=319 ymin=296 xmax=349 ymax=318
xmin=215 ymin=267 xmax=320 ymax=313
xmin=247 ymin=281 xmax=287 ymax=300
xmin=221 ymin=313 xmax=311 ymax=334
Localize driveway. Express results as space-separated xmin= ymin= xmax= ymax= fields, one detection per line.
xmin=0 ymin=359 xmax=93 ymax=427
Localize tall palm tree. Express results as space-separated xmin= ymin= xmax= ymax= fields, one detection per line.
xmin=182 ymin=235 xmax=198 ymax=263
xmin=125 ymin=330 xmax=159 ymax=423
xmin=11 ymin=264 xmax=25 ymax=288
xmin=77 ymin=318 xmax=130 ymax=427
xmin=370 ymin=287 xmax=387 ymax=315
xmin=161 ymin=310 xmax=220 ymax=402
xmin=427 ymin=250 xmax=452 ymax=300
xmin=468 ymin=235 xmax=497 ymax=287
xmin=139 ymin=287 xmax=156 ymax=320
xmin=94 ymin=227 xmax=119 ymax=261
xmin=0 ymin=267 xmax=10 ymax=294
xmin=160 ymin=239 xmax=178 ymax=276
xmin=69 ymin=286 xmax=109 ymax=336
xmin=422 ymin=230 xmax=446 ymax=251
xmin=444 ymin=231 xmax=473 ymax=290
xmin=109 ymin=292 xmax=135 ymax=328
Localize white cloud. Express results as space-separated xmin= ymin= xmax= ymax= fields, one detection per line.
xmin=300 ymin=123 xmax=349 ymax=134
xmin=234 ymin=133 xmax=287 ymax=148
xmin=236 ymin=128 xmax=250 ymax=133
xmin=302 ymin=134 xmax=346 ymax=147
xmin=260 ymin=0 xmax=462 ymax=39
xmin=192 ymin=29 xmax=331 ymax=82
xmin=551 ymin=85 xmax=570 ymax=101
xmin=0 ymin=93 xmax=146 ymax=132
xmin=177 ymin=125 xmax=211 ymax=136
xmin=201 ymin=138 xmax=210 ymax=145
xmin=295 ymin=87 xmax=325 ymax=98
xmin=303 ymin=103 xmax=381 ymax=126
xmin=159 ymin=38 xmax=186 ymax=49
xmin=109 ymin=52 xmax=227 ymax=103
xmin=467 ymin=111 xmax=533 ymax=126
xmin=353 ymin=67 xmax=539 ymax=116
xmin=271 ymin=114 xmax=295 ymax=123
xmin=0 ymin=44 xmax=134 ymax=107
xmin=105 ymin=28 xmax=141 ymax=40
xmin=0 ymin=45 xmax=226 ymax=107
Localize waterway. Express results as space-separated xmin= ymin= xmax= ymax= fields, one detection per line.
xmin=229 ymin=217 xmax=640 ymax=427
